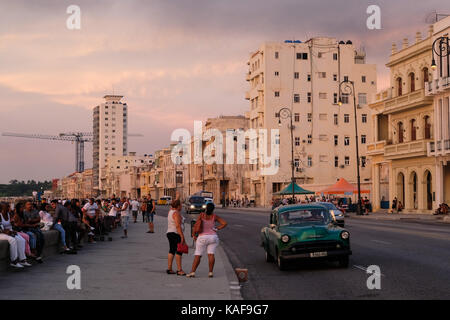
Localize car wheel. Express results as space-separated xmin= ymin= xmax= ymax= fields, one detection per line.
xmin=337 ymin=256 xmax=349 ymax=268
xmin=276 ymin=250 xmax=287 ymax=271
xmin=265 ymin=249 xmax=274 ymax=263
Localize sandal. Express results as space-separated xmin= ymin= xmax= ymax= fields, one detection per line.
xmin=186 ymin=272 xmax=195 ymax=278
xmin=177 ymin=271 xmax=186 ymax=276
xmin=166 ymin=269 xmax=176 ymax=274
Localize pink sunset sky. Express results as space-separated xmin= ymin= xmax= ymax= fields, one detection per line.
xmin=0 ymin=0 xmax=447 ymax=183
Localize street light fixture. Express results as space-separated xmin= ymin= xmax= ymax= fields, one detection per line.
xmin=277 ymin=107 xmax=295 ymax=203
xmin=431 ymin=36 xmax=450 ymax=77
xmin=338 ymin=79 xmax=363 ymax=215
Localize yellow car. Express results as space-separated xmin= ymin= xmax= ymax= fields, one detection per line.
xmin=157 ymin=196 xmax=172 ymax=205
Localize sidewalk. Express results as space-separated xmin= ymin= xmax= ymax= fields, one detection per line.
xmin=346 ymin=210 xmax=450 ymax=224
xmin=0 ymin=215 xmax=241 ymax=300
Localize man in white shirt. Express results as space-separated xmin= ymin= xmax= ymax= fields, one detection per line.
xmin=120 ymin=198 xmax=130 ymax=239
xmin=130 ymin=199 xmax=140 ymax=223
xmin=82 ymin=198 xmax=98 ymax=243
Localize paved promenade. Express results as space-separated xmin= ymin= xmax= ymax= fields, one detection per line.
xmin=0 ymin=215 xmax=240 ymax=300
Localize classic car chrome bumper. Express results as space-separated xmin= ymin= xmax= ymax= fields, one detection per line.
xmin=281 ymin=249 xmax=352 ymax=260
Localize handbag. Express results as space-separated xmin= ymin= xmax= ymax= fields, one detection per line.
xmin=192 ymin=213 xmax=204 ymax=237
xmin=177 ymin=241 xmax=189 ymax=254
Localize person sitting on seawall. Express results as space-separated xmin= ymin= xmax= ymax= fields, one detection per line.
xmin=0 ymin=203 xmax=32 ymax=268
xmin=434 ymin=203 xmax=449 ymax=215
xmin=186 ymin=203 xmax=227 ymax=278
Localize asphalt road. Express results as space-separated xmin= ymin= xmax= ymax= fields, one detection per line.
xmin=155 ymin=206 xmax=450 ymax=300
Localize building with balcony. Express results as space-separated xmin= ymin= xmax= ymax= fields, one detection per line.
xmin=425 ymin=16 xmax=450 ymax=206
xmin=245 ymin=38 xmax=377 ymax=207
xmin=368 ymin=27 xmax=436 ymax=213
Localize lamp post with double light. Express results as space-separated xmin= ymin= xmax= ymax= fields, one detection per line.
xmin=431 ymin=36 xmax=450 ymax=78
xmin=338 ymin=80 xmax=363 ymax=215
xmin=277 ymin=107 xmax=295 ymax=203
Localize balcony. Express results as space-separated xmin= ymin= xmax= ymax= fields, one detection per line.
xmin=428 ymin=139 xmax=450 ymax=156
xmin=425 ymin=76 xmax=450 ymax=96
xmin=366 ymin=140 xmax=386 ymax=156
xmin=382 ymin=89 xmax=433 ymax=114
xmin=384 ymin=139 xmax=431 ymax=160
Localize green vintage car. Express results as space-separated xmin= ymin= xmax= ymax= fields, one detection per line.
xmin=261 ymin=204 xmax=352 ymax=270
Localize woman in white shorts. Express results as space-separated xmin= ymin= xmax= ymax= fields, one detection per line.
xmin=187 ymin=203 xmax=227 ymax=278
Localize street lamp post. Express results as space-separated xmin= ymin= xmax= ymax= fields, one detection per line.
xmin=338 ymin=80 xmax=363 ymax=215
xmin=431 ymin=36 xmax=449 ymax=78
xmin=277 ymin=107 xmax=295 ymax=203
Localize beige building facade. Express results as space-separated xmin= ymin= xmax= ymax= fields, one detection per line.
xmin=426 ymin=16 xmax=450 ymax=206
xmin=246 ymin=38 xmax=377 ymax=207
xmin=368 ymin=27 xmax=436 ymax=213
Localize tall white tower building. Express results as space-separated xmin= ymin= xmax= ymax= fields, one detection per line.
xmin=93 ymin=95 xmax=128 ymax=194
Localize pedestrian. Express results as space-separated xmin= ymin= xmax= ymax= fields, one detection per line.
xmin=131 ymin=198 xmax=140 ymax=223
xmin=392 ymin=197 xmax=398 ymax=214
xmin=186 ymin=203 xmax=227 ymax=278
xmin=120 ymin=197 xmax=130 ymax=239
xmin=144 ymin=195 xmax=156 ymax=233
xmin=166 ymin=199 xmax=186 ymax=276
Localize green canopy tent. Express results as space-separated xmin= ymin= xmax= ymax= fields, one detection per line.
xmin=274 ymin=182 xmax=315 ymax=195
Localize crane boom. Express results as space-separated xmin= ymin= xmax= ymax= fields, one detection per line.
xmin=2 ymin=132 xmax=93 ymax=142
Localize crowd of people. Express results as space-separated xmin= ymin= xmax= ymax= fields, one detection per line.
xmin=0 ymin=195 xmax=157 ymax=269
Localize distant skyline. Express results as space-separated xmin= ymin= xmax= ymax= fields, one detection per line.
xmin=0 ymin=0 xmax=448 ymax=183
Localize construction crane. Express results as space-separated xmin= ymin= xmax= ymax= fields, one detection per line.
xmin=2 ymin=132 xmax=143 ymax=173
xmin=2 ymin=132 xmax=93 ymax=173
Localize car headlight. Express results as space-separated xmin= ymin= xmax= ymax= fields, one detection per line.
xmin=202 ymin=204 xmax=207 ymax=209
xmin=190 ymin=205 xmax=195 ymax=209
xmin=340 ymin=231 xmax=350 ymax=240
xmin=281 ymin=235 xmax=290 ymax=243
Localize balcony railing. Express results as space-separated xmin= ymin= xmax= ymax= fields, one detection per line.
xmin=382 ymin=89 xmax=433 ymax=114
xmin=428 ymin=139 xmax=450 ymax=156
xmin=366 ymin=140 xmax=386 ymax=156
xmin=425 ymin=77 xmax=450 ymax=95
xmin=384 ymin=139 xmax=430 ymax=159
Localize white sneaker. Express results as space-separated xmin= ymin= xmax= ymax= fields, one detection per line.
xmin=20 ymin=261 xmax=32 ymax=267
xmin=208 ymin=272 xmax=213 ymax=278
xmin=88 ymin=232 xmax=94 ymax=236
xmin=186 ymin=272 xmax=195 ymax=278
xmin=10 ymin=262 xmax=24 ymax=268
xmin=90 ymin=226 xmax=95 ymax=231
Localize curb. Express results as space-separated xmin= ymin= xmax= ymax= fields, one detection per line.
xmin=217 ymin=245 xmax=243 ymax=300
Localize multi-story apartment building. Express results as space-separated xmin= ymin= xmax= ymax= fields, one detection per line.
xmin=426 ymin=16 xmax=450 ymax=206
xmin=93 ymin=95 xmax=128 ymax=195
xmin=368 ymin=27 xmax=435 ymax=212
xmin=246 ymin=38 xmax=377 ymax=207
xmin=188 ymin=115 xmax=250 ymax=204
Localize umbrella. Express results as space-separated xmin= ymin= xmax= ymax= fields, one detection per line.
xmin=274 ymin=182 xmax=315 ymax=195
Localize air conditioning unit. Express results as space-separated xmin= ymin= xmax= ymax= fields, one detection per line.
xmin=339 ymin=165 xmax=345 ymax=169
xmin=296 ymin=167 xmax=304 ymax=173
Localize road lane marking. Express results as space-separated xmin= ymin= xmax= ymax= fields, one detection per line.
xmin=353 ymin=265 xmax=385 ymax=277
xmin=371 ymin=240 xmax=391 ymax=245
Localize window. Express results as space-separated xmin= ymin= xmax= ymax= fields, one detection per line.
xmin=333 ymin=53 xmax=338 ymax=60
xmin=294 ymin=94 xmax=300 ymax=103
xmin=275 ymin=134 xmax=280 ymax=145
xmin=303 ymin=53 xmax=308 ymax=59
xmin=334 ymin=114 xmax=338 ymax=125
xmin=275 ymin=52 xmax=279 ymax=59
xmin=275 ymin=159 xmax=280 ymax=167
xmin=362 ymin=76 xmax=366 ymax=83
xmin=294 ymin=72 xmax=299 ymax=79
xmin=361 ymin=156 xmax=367 ymax=167
xmin=341 ymin=93 xmax=349 ymax=104
xmin=344 ymin=136 xmax=350 ymax=146
xmin=334 ymin=93 xmax=338 ymax=104
xmin=318 ymin=72 xmax=326 ymax=78
xmin=362 ymin=114 xmax=367 ymax=123
xmin=361 ymin=135 xmax=366 ymax=144
xmin=307 ymin=92 xmax=312 ymax=103
xmin=307 ymin=134 xmax=312 ymax=144
xmin=334 ymin=135 xmax=338 ymax=146
xmin=275 ymin=71 xmax=279 ymax=76
xmin=307 ymin=74 xmax=311 ymax=82
xmin=307 ymin=113 xmax=312 ymax=122
xmin=275 ymin=91 xmax=280 ymax=97
xmin=344 ymin=76 xmax=349 ymax=82
xmin=345 ymin=156 xmax=350 ymax=166
xmin=297 ymin=52 xmax=308 ymax=59
xmin=344 ymin=114 xmax=350 ymax=123
xmin=307 ymin=156 xmax=313 ymax=167
xmin=358 ymin=93 xmax=367 ymax=105
xmin=318 ymin=52 xmax=323 ymax=58
xmin=294 ymin=113 xmax=300 ymax=122
xmin=295 ymin=137 xmax=300 ymax=146
xmin=333 ymin=74 xmax=338 ymax=81
xmin=294 ymin=159 xmax=300 ymax=167
xmin=319 ymin=92 xmax=327 ymax=99
xmin=334 ymin=156 xmax=339 ymax=167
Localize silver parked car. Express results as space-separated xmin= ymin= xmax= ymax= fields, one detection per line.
xmin=317 ymin=202 xmax=345 ymax=227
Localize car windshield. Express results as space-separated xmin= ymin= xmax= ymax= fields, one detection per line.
xmin=190 ymin=197 xmax=205 ymax=204
xmin=278 ymin=208 xmax=332 ymax=226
